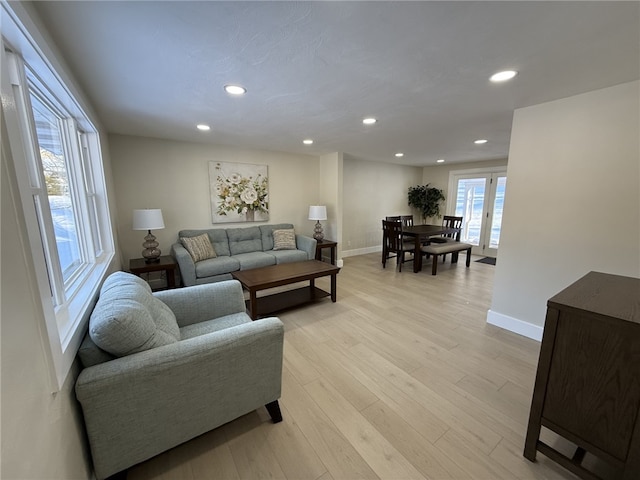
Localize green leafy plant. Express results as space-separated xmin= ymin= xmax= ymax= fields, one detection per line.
xmin=407 ymin=184 xmax=445 ymax=221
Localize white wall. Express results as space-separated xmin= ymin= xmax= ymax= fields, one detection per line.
xmin=488 ymin=81 xmax=640 ymax=339
xmin=342 ymin=156 xmax=423 ymax=256
xmin=319 ymin=152 xmax=343 ymax=261
xmin=109 ymin=134 xmax=320 ymax=265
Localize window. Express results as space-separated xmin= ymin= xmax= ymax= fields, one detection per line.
xmin=1 ymin=8 xmax=115 ymax=389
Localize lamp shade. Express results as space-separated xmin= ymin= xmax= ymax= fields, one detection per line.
xmin=132 ymin=209 xmax=165 ymax=230
xmin=308 ymin=205 xmax=327 ymax=221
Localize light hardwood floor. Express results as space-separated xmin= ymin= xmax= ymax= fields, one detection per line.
xmin=128 ymin=252 xmax=583 ymax=480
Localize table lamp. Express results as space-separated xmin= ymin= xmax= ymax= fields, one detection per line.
xmin=308 ymin=205 xmax=327 ymax=242
xmin=132 ymin=209 xmax=165 ymax=263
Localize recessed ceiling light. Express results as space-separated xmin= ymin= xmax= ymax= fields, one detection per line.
xmin=196 ymin=124 xmax=210 ymax=131
xmin=224 ymin=84 xmax=246 ymax=95
xmin=436 ymin=159 xmax=445 ymax=163
xmin=395 ymin=153 xmax=404 ymax=157
xmin=303 ymin=139 xmax=313 ymax=145
xmin=474 ymin=139 xmax=488 ymax=144
xmin=362 ymin=117 xmax=377 ymax=125
xmin=490 ymin=70 xmax=518 ymax=82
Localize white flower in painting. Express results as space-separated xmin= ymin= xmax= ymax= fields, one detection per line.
xmin=229 ymin=173 xmax=242 ymax=184
xmin=241 ymin=207 xmax=248 ymax=214
xmin=240 ymin=188 xmax=258 ymax=204
xmin=215 ymin=184 xmax=223 ymax=194
xmin=225 ymin=196 xmax=234 ymax=205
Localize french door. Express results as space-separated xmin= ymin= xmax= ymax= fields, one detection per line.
xmin=448 ymin=169 xmax=507 ymax=257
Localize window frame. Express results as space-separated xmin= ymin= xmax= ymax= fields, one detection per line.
xmin=1 ymin=4 xmax=115 ymax=390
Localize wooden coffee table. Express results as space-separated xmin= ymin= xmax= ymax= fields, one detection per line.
xmin=231 ymin=260 xmax=340 ymax=320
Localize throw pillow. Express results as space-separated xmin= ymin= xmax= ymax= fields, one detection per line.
xmin=273 ymin=229 xmax=297 ymax=250
xmin=89 ymin=272 xmax=180 ymax=357
xmin=181 ymin=233 xmax=216 ymax=262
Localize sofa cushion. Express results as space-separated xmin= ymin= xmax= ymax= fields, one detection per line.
xmin=180 ymin=233 xmax=217 ymax=262
xmin=227 ymin=226 xmax=263 ymax=254
xmin=267 ymin=249 xmax=309 ymax=264
xmin=272 ymin=229 xmax=297 ymax=250
xmin=234 ymin=251 xmax=277 ymax=270
xmin=260 ymin=223 xmax=294 ymax=251
xmin=89 ymin=271 xmax=181 ymax=357
xmin=179 ymin=229 xmax=230 ymax=257
xmin=195 ymin=256 xmax=241 ymax=278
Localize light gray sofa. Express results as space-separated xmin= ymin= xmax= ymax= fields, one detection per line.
xmin=75 ymin=272 xmax=284 ymax=480
xmin=171 ymin=223 xmax=316 ymax=286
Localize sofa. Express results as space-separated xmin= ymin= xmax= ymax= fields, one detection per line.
xmin=75 ymin=272 xmax=284 ymax=480
xmin=171 ymin=223 xmax=317 ymax=286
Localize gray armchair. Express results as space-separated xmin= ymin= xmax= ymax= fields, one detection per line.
xmin=75 ymin=272 xmax=284 ymax=480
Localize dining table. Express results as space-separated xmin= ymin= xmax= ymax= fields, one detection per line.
xmin=401 ymin=224 xmax=461 ymax=273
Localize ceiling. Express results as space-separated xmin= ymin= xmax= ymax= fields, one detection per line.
xmin=32 ymin=1 xmax=639 ymax=166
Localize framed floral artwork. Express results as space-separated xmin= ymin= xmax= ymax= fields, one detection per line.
xmin=209 ymin=162 xmax=269 ymax=223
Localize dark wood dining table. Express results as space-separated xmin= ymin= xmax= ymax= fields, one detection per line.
xmin=401 ymin=224 xmax=461 ymax=272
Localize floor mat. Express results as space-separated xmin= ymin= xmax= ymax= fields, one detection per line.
xmin=476 ymin=256 xmax=496 ymax=265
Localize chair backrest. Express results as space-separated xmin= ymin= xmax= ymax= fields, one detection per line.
xmin=385 ymin=215 xmax=401 ymax=222
xmin=442 ymin=215 xmax=463 ymax=240
xmin=382 ymin=219 xmax=403 ymax=252
xmin=400 ymin=215 xmax=414 ymax=227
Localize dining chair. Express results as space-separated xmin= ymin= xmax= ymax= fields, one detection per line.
xmin=400 ymin=215 xmax=414 ymax=227
xmin=430 ymin=215 xmax=463 ymax=243
xmin=382 ymin=219 xmax=412 ymax=271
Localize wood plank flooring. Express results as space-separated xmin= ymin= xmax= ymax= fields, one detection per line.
xmin=127 ymin=253 xmax=583 ymax=480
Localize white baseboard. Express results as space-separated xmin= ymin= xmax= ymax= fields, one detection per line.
xmin=486 ymin=309 xmax=543 ymax=342
xmin=341 ymin=246 xmax=381 ymax=258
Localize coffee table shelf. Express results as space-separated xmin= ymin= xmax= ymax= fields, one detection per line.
xmin=249 ymin=286 xmax=330 ymax=317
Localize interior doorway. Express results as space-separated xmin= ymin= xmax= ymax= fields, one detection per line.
xmin=447 ymin=168 xmax=507 ymax=258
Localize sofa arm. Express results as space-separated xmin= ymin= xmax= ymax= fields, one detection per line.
xmin=296 ymin=234 xmax=317 ymax=260
xmin=75 ymin=317 xmax=284 ymax=480
xmin=171 ymin=242 xmax=196 ymax=286
xmin=153 ymin=280 xmax=246 ymax=327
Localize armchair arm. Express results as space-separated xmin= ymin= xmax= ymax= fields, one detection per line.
xmin=171 ymin=242 xmax=196 ymax=286
xmin=75 ymin=317 xmax=284 ymax=480
xmin=296 ymin=234 xmax=317 ymax=260
xmin=153 ymin=280 xmax=246 ymax=327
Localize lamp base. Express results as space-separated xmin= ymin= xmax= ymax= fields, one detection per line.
xmin=142 ymin=230 xmax=161 ymax=263
xmin=313 ymin=221 xmax=324 ymax=242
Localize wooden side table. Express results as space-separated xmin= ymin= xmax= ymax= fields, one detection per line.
xmin=315 ymin=239 xmax=337 ymax=265
xmin=129 ymin=255 xmax=177 ymax=290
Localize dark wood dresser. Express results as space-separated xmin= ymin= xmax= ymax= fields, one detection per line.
xmin=524 ymin=271 xmax=640 ymax=480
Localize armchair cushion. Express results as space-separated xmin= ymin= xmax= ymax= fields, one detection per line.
xmin=89 ymin=272 xmax=180 ymax=357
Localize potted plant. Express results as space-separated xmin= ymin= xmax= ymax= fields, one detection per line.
xmin=407 ymin=184 xmax=445 ymax=222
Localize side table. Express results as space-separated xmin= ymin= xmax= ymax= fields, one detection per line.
xmin=129 ymin=255 xmax=177 ymax=290
xmin=315 ymin=239 xmax=337 ymax=265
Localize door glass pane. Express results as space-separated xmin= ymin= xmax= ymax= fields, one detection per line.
xmin=454 ymin=178 xmax=486 ymax=246
xmin=30 ymin=92 xmax=82 ymax=281
xmin=489 ymin=176 xmax=506 ymax=249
